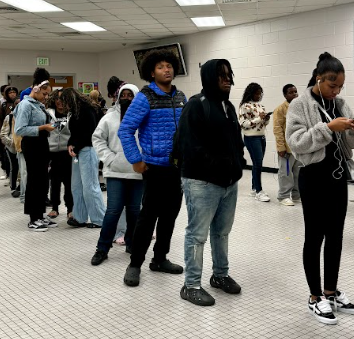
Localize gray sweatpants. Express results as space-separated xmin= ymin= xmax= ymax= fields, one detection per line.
xmin=277 ymin=153 xmax=301 ymax=201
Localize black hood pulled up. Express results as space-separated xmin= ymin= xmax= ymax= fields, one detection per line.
xmin=200 ymin=59 xmax=232 ymax=101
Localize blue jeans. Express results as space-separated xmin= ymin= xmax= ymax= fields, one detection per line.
xmin=244 ymin=135 xmax=266 ymax=192
xmin=114 ymin=208 xmax=127 ymax=241
xmin=97 ymin=178 xmax=143 ymax=253
xmin=182 ymin=178 xmax=238 ymax=288
xmin=71 ymin=147 xmax=105 ymax=225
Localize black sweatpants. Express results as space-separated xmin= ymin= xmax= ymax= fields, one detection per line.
xmin=22 ymin=133 xmax=50 ymax=222
xmin=130 ymin=164 xmax=183 ymax=268
xmin=299 ymin=163 xmax=347 ymax=296
xmin=50 ymin=150 xmax=73 ymax=214
xmin=5 ymin=149 xmax=19 ymax=190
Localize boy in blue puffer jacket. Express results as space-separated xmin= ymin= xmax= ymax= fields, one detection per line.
xmin=119 ymin=49 xmax=187 ymax=287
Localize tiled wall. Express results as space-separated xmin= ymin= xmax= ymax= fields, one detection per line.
xmin=99 ymin=3 xmax=354 ymax=169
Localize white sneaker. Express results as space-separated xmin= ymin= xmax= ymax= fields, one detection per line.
xmin=326 ymin=291 xmax=354 ymax=314
xmin=292 ymin=197 xmax=301 ymax=203
xmin=0 ymin=175 xmax=6 ymax=180
xmin=28 ymin=220 xmax=48 ymax=232
xmin=279 ymin=198 xmax=294 ymax=206
xmin=308 ymin=296 xmax=337 ymax=325
xmin=250 ymin=189 xmax=256 ymax=197
xmin=255 ymin=191 xmax=270 ymax=202
xmin=41 ymin=217 xmax=58 ymax=228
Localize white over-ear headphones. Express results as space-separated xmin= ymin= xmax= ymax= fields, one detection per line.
xmin=33 ymin=80 xmax=50 ymax=93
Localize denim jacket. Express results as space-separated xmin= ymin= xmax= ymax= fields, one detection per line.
xmin=13 ymin=96 xmax=48 ymax=137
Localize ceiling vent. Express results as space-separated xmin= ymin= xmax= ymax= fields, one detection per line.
xmin=0 ymin=6 xmax=23 ymax=13
xmin=218 ymin=0 xmax=257 ymax=3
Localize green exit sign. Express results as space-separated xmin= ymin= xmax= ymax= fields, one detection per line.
xmin=37 ymin=57 xmax=49 ymax=66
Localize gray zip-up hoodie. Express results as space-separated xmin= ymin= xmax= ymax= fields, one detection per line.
xmin=92 ymin=84 xmax=142 ymax=180
xmin=286 ymin=87 xmax=354 ymax=166
xmin=47 ymin=108 xmax=71 ymax=152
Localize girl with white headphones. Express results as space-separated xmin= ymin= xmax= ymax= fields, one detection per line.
xmin=14 ymin=68 xmax=57 ymax=232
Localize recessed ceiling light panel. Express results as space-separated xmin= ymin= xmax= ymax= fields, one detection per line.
xmin=61 ymin=22 xmax=106 ymax=32
xmin=175 ymin=0 xmax=215 ymax=6
xmin=1 ymin=0 xmax=63 ymax=12
xmin=191 ymin=16 xmax=225 ymax=27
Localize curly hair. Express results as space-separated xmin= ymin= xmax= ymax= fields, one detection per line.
xmin=239 ymin=83 xmax=263 ymax=107
xmin=61 ymin=88 xmax=97 ymax=118
xmin=46 ymin=88 xmax=63 ymax=109
xmin=140 ymin=49 xmax=180 ymax=83
xmin=32 ymin=67 xmax=50 ymax=87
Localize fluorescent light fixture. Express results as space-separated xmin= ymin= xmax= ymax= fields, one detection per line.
xmin=1 ymin=0 xmax=63 ymax=12
xmin=61 ymin=22 xmax=106 ymax=32
xmin=175 ymin=0 xmax=215 ymax=5
xmin=191 ymin=16 xmax=225 ymax=27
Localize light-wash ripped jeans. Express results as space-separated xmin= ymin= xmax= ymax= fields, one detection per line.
xmin=71 ymin=147 xmax=105 ymax=226
xmin=182 ymin=178 xmax=238 ymax=288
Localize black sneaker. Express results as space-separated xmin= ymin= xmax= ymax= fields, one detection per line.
xmin=28 ymin=220 xmax=48 ymax=232
xmin=125 ymin=246 xmax=132 ymax=254
xmin=308 ymin=296 xmax=338 ymax=325
xmin=149 ymin=259 xmax=183 ymax=274
xmin=41 ymin=217 xmax=58 ymax=228
xmin=124 ymin=265 xmax=141 ymax=287
xmin=326 ymin=290 xmax=354 ymax=314
xmin=67 ymin=218 xmax=87 ymax=227
xmin=100 ymin=183 xmax=107 ymax=191
xmin=210 ymin=275 xmax=241 ymax=294
xmin=11 ymin=190 xmax=20 ymax=198
xmin=91 ymin=250 xmax=108 ymax=266
xmin=180 ymin=285 xmax=215 ymax=306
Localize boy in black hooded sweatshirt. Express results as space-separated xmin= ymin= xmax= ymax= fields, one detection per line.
xmin=177 ymin=59 xmax=246 ymax=306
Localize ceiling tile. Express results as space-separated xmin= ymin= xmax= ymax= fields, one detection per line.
xmin=133 ymin=0 xmax=178 ymax=7
xmin=69 ymin=10 xmax=111 ymax=16
xmin=94 ymin=1 xmax=139 ymax=9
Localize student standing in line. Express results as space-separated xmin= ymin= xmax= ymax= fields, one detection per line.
xmin=91 ymin=84 xmax=142 ymax=265
xmin=61 ymin=88 xmax=106 ymax=229
xmin=239 ymin=83 xmax=270 ymax=202
xmin=46 ymin=89 xmax=73 ymax=219
xmin=119 ymin=49 xmax=186 ymax=287
xmin=273 ymin=84 xmax=301 ymax=206
xmin=177 ymin=59 xmax=245 ymax=306
xmin=286 ymin=52 xmax=354 ymax=325
xmin=14 ymin=73 xmax=57 ymax=231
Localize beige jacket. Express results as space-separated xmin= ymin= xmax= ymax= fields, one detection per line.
xmin=273 ymin=100 xmax=291 ymax=153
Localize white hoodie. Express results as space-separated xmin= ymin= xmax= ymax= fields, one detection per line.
xmin=92 ymin=84 xmax=142 ymax=180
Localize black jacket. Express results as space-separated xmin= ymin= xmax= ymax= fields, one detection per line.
xmin=178 ymin=60 xmax=245 ymax=187
xmin=68 ymin=104 xmax=98 ymax=154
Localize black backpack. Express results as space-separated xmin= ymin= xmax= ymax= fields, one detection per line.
xmin=169 ymin=94 xmax=210 ymax=168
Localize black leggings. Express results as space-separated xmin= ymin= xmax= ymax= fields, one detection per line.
xmin=299 ymin=165 xmax=347 ymax=296
xmin=22 ymin=134 xmax=50 ymax=222
xmin=5 ymin=149 xmax=19 ymax=190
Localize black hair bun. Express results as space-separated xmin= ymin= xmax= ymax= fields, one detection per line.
xmin=318 ymin=52 xmax=332 ymax=62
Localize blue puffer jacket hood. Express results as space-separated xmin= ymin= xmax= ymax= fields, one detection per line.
xmin=118 ymin=81 xmax=187 ymax=167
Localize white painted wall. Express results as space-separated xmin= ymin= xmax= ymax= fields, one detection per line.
xmin=99 ymin=3 xmax=354 ymax=169
xmin=0 ymin=49 xmax=99 ymax=92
